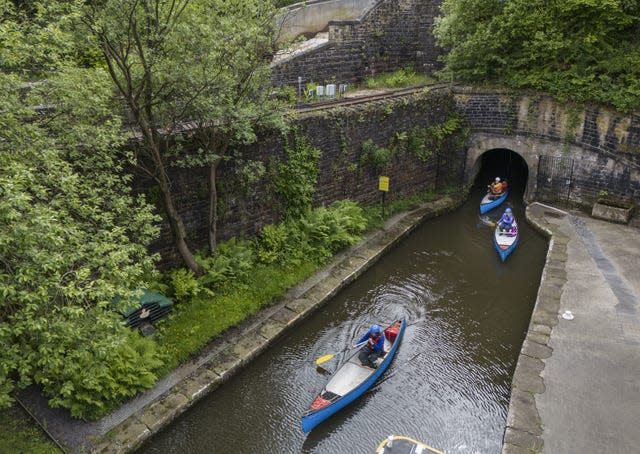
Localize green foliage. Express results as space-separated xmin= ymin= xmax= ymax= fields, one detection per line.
xmin=434 ymin=0 xmax=640 ymax=112
xmin=0 ymin=68 xmax=162 ymax=418
xmin=298 ymin=200 xmax=368 ymax=261
xmin=408 ymin=113 xmax=464 ymax=161
xmin=256 ymin=223 xmax=291 ymax=264
xmin=0 ymin=406 xmax=58 ymax=454
xmin=83 ymin=0 xmax=286 ymax=268
xmin=360 ymin=139 xmax=393 ymax=171
xmin=364 ymin=67 xmax=437 ymax=89
xmin=38 ymin=315 xmax=163 ymax=419
xmin=156 ymin=200 xmax=368 ymax=370
xmin=169 ymin=268 xmax=200 ymax=303
xmin=155 ymin=259 xmax=317 ymax=371
xmin=256 ymin=200 xmax=368 ymax=265
xmin=273 ymin=133 xmax=321 ymax=219
xmin=196 ymin=239 xmax=255 ymax=291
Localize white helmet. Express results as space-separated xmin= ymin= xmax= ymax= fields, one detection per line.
xmin=495 ymin=177 xmax=501 ymax=182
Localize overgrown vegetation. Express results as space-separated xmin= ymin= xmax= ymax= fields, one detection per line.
xmin=364 ymin=66 xmax=437 ymax=89
xmin=433 ymin=0 xmax=640 ymax=112
xmin=360 ymin=139 xmax=393 ymax=171
xmin=0 ymin=406 xmax=59 ymax=454
xmin=272 ymin=133 xmax=322 ymax=219
xmin=153 ymin=200 xmax=368 ymax=370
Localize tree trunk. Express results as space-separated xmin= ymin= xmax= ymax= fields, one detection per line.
xmin=158 ymin=172 xmax=203 ymax=275
xmin=208 ymin=159 xmax=220 ymax=255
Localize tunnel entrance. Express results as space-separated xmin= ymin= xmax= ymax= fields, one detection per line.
xmin=473 ymin=149 xmax=529 ymax=199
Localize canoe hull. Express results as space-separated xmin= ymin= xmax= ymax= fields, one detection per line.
xmin=480 ymin=191 xmax=509 ymax=214
xmin=376 ymin=435 xmax=444 ymax=454
xmin=493 ymin=221 xmax=519 ymax=262
xmin=301 ymin=318 xmax=407 ymax=434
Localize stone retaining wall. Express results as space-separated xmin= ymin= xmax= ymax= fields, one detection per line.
xmin=271 ymin=0 xmax=443 ymax=88
xmin=145 ymin=88 xmax=467 ymax=267
xmin=454 ymin=88 xmax=640 ymax=207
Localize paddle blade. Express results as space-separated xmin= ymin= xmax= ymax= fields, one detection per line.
xmin=315 ymin=354 xmax=336 ymax=365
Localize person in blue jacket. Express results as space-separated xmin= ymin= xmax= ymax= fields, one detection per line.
xmin=356 ymin=324 xmax=385 ymax=368
xmin=498 ymin=207 xmax=515 ymax=234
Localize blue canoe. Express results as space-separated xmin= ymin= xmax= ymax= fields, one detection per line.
xmin=301 ymin=318 xmax=407 ymax=434
xmin=480 ymin=190 xmax=509 ymax=214
xmin=493 ymin=220 xmax=519 ymax=261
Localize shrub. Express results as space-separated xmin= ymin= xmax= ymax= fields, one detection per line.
xmin=34 ymin=310 xmax=163 ymax=419
xmin=169 ymin=268 xmax=199 ymax=302
xmin=197 ymin=239 xmax=255 ymax=291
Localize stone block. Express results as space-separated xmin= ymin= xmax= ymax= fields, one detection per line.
xmin=208 ymin=351 xmax=243 ymax=377
xmin=258 ymin=318 xmax=287 ymax=340
xmin=137 ymin=393 xmax=189 ymax=433
xmin=270 ymin=306 xmax=300 ymax=325
xmin=231 ymin=332 xmax=269 ymax=359
xmin=521 ymin=339 xmax=552 ymax=360
xmin=591 ymin=202 xmax=634 ymax=224
xmin=505 ymin=389 xmax=543 ymax=435
xmin=503 ymin=427 xmax=544 ymax=452
xmin=176 ymin=369 xmax=221 ymax=402
xmin=108 ymin=419 xmax=151 ymax=453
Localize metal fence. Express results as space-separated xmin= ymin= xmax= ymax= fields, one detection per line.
xmin=536 ymin=155 xmax=575 ymax=206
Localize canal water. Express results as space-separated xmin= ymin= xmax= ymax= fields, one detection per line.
xmin=138 ymin=187 xmax=547 ymax=454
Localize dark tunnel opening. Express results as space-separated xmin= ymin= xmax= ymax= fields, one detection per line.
xmin=474 ymin=149 xmax=529 ymax=199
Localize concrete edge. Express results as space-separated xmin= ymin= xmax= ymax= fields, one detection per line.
xmin=89 ymin=193 xmax=467 ymax=453
xmin=501 ymin=202 xmax=569 ymax=454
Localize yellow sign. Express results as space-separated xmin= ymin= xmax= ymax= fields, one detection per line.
xmin=378 ymin=176 xmax=390 ymax=192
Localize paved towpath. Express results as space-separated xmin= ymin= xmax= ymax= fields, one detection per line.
xmin=503 ymin=203 xmax=640 ymax=454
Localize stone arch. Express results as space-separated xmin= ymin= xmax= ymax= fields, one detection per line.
xmin=464 ymin=133 xmax=557 ymax=203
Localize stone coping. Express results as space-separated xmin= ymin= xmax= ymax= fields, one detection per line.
xmin=81 ymin=194 xmax=465 ymax=453
xmin=501 ymin=202 xmax=569 ymax=454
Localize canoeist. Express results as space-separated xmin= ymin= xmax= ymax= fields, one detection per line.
xmin=356 ymin=324 xmax=385 ymax=368
xmin=498 ymin=208 xmax=515 ymax=234
xmin=488 ymin=177 xmax=505 ymax=199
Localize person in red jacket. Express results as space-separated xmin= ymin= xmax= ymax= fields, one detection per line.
xmin=356 ymin=324 xmax=385 ymax=368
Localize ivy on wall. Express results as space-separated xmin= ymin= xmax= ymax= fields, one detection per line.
xmin=360 ymin=139 xmax=393 ymax=171
xmin=408 ymin=112 xmax=465 ymax=162
xmin=272 ymin=131 xmax=321 ymax=219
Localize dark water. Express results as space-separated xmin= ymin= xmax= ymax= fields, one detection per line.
xmin=138 ymin=189 xmax=547 ymax=454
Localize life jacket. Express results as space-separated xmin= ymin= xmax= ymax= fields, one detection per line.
xmin=368 ymin=333 xmax=385 ymax=352
xmin=490 ymin=181 xmax=503 ymax=194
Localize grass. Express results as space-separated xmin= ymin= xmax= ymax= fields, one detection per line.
xmin=154 ymin=260 xmax=318 ymax=374
xmin=0 ymin=405 xmax=60 ymax=454
xmin=363 ymin=67 xmax=438 ymax=90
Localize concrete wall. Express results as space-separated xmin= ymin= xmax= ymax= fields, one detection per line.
xmin=454 ymin=87 xmax=640 ymax=207
xmin=277 ymin=0 xmax=377 ymax=42
xmin=271 ymin=0 xmax=443 ymax=88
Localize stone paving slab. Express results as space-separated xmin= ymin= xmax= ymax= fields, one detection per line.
xmin=502 ymin=203 xmax=640 ymax=454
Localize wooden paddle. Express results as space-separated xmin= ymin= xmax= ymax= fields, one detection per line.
xmin=315 ymin=340 xmax=367 ymax=365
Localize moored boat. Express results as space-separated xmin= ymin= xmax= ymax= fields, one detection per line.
xmin=479 ymin=190 xmax=509 ymax=214
xmin=376 ymin=435 xmax=445 ymax=454
xmin=493 ymin=220 xmax=519 ymax=261
xmin=301 ymin=318 xmax=407 ymax=434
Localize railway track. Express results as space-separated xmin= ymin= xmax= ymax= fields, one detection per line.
xmin=295 ymin=82 xmax=455 ymax=114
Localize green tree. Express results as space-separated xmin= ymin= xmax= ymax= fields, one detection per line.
xmin=0 ymin=68 xmax=163 ymax=417
xmin=82 ymin=0 xmax=286 ymax=267
xmin=434 ymin=0 xmax=640 ymax=111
